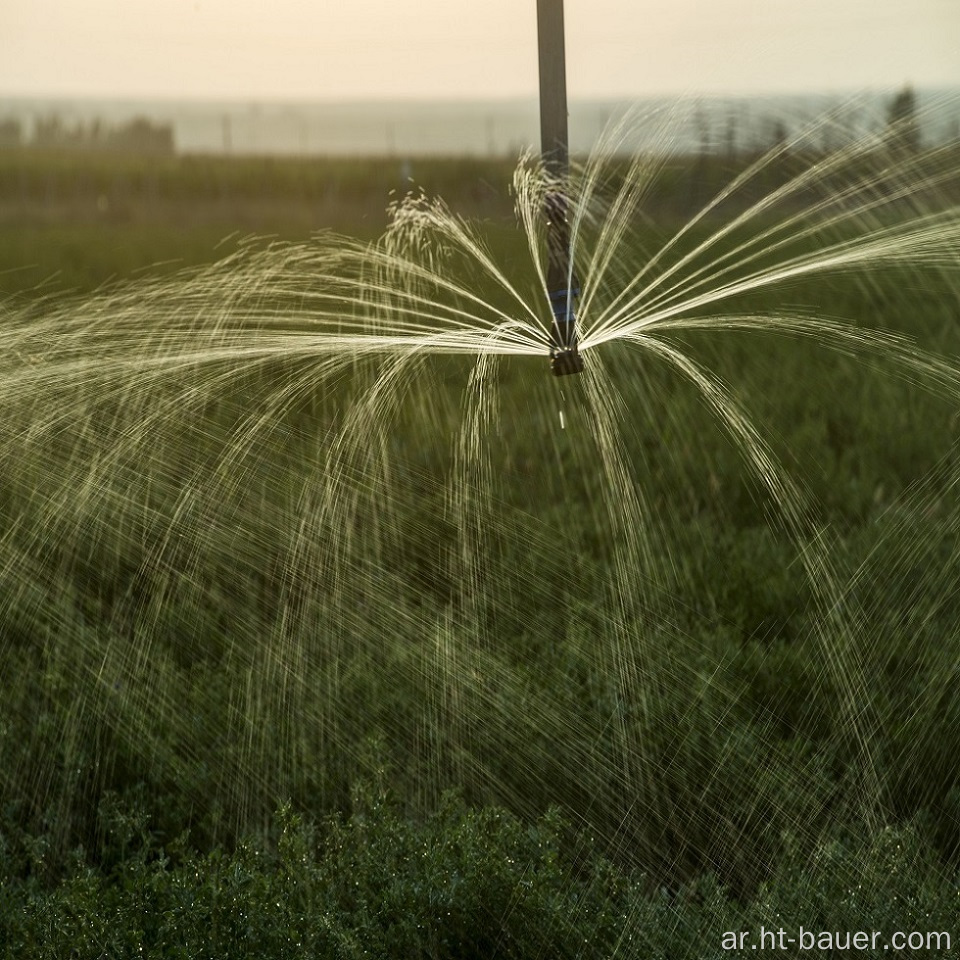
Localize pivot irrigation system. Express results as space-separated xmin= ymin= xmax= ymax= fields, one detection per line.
xmin=538 ymin=0 xmax=584 ymax=376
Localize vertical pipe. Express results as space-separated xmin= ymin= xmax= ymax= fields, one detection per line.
xmin=537 ymin=0 xmax=583 ymax=375
xmin=537 ymin=0 xmax=570 ymax=176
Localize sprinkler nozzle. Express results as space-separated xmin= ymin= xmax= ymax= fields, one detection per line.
xmin=548 ymin=286 xmax=584 ymax=377
xmin=551 ymin=347 xmax=584 ymax=376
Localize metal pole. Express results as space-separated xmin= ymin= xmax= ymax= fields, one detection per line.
xmin=538 ymin=0 xmax=569 ymax=176
xmin=537 ymin=0 xmax=583 ymax=375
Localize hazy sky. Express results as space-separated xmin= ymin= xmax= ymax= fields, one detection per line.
xmin=2 ymin=0 xmax=958 ymax=101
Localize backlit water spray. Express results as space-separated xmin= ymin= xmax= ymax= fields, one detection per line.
xmin=2 ymin=56 xmax=960 ymax=960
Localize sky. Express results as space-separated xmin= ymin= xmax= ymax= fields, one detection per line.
xmin=1 ymin=0 xmax=958 ymax=102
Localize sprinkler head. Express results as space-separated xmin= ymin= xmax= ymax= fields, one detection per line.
xmin=551 ymin=347 xmax=584 ymax=376
xmin=548 ymin=286 xmax=584 ymax=377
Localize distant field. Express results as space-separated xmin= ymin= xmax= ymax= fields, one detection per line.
xmin=3 ymin=144 xmax=957 ymax=297
xmin=0 ymin=150 xmax=522 ymax=295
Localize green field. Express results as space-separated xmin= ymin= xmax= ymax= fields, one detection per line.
xmin=0 ymin=150 xmax=522 ymax=297
xmin=2 ymin=144 xmax=960 ymax=957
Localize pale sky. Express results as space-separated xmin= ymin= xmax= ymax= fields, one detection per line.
xmin=1 ymin=0 xmax=958 ymax=101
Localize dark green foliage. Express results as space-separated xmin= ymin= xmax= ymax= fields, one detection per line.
xmin=3 ymin=789 xmax=960 ymax=959
xmin=0 ymin=787 xmax=616 ymax=958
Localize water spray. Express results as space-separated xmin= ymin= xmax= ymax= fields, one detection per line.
xmin=538 ymin=0 xmax=584 ymax=376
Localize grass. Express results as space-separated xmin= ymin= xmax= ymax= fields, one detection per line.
xmin=0 ymin=149 xmax=520 ymax=296
xmin=1 ymin=143 xmax=960 ymax=956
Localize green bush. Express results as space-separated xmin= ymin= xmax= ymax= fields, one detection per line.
xmin=4 ymin=788 xmax=960 ymax=959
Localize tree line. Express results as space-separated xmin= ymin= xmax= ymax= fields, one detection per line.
xmin=0 ymin=114 xmax=174 ymax=154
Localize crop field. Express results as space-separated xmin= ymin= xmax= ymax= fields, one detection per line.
xmin=2 ymin=138 xmax=960 ymax=957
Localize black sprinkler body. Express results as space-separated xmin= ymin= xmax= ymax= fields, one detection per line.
xmin=551 ymin=346 xmax=585 ymax=376
xmin=551 ymin=343 xmax=585 ymax=377
xmin=548 ymin=282 xmax=583 ymax=376
xmin=538 ymin=0 xmax=584 ymax=377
